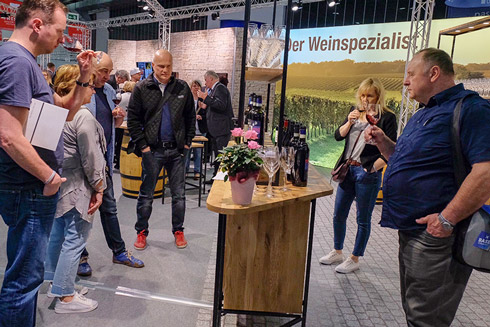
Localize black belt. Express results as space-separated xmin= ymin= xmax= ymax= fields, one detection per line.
xmin=154 ymin=141 xmax=177 ymax=149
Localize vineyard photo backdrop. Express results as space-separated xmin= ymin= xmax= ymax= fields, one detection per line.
xmin=275 ymin=16 xmax=490 ymax=168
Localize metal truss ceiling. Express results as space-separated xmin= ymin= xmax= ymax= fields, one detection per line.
xmin=85 ymin=0 xmax=324 ymax=29
xmin=398 ymin=0 xmax=435 ymax=136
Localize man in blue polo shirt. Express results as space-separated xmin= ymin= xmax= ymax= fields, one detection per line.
xmin=367 ymin=48 xmax=490 ymax=327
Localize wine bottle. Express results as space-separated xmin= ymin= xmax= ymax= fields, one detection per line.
xmin=282 ymin=120 xmax=292 ymax=147
xmin=286 ymin=124 xmax=300 ymax=182
xmin=256 ymin=95 xmax=264 ymax=145
xmin=293 ymin=126 xmax=309 ymax=187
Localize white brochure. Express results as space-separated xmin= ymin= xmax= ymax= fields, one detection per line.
xmin=24 ymin=99 xmax=68 ymax=151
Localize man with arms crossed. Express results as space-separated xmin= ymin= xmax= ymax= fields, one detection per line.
xmin=367 ymin=48 xmax=490 ymax=327
xmin=128 ymin=49 xmax=195 ymax=251
xmin=0 ymin=1 xmax=94 ymax=326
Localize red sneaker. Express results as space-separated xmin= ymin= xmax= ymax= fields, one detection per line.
xmin=134 ymin=230 xmax=147 ymax=250
xmin=174 ymin=231 xmax=187 ymax=249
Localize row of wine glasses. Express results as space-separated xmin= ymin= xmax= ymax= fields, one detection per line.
xmin=258 ymin=146 xmax=296 ymax=198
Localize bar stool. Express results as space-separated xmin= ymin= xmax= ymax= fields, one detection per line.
xmin=192 ymin=135 xmax=209 ymax=196
xmin=184 ymin=142 xmax=205 ymax=206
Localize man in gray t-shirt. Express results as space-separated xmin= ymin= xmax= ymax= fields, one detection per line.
xmin=0 ymin=1 xmax=95 ymax=326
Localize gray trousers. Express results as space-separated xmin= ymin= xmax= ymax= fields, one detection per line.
xmin=398 ymin=230 xmax=472 ymax=327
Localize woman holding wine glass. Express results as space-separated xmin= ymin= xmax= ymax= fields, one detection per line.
xmin=319 ymin=77 xmax=397 ymax=274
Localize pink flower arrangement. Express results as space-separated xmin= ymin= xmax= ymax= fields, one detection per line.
xmin=243 ymin=129 xmax=258 ymax=140
xmin=247 ymin=141 xmax=260 ymax=150
xmin=231 ymin=127 xmax=243 ymax=137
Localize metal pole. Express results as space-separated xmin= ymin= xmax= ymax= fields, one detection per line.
xmin=238 ymin=0 xmax=251 ymax=127
xmin=264 ymin=0 xmax=277 ymax=133
xmin=277 ymin=0 xmax=293 ymax=149
xmin=451 ymin=35 xmax=456 ymax=59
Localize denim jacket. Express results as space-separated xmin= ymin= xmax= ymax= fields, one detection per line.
xmin=85 ymin=83 xmax=116 ymax=176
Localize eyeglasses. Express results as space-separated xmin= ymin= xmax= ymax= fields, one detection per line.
xmin=88 ymin=84 xmax=96 ymax=90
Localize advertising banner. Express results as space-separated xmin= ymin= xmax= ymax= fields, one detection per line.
xmin=279 ymin=16 xmax=490 ymax=167
xmin=0 ymin=0 xmax=21 ymax=31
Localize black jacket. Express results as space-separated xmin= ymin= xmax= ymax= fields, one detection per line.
xmin=204 ymin=82 xmax=234 ymax=137
xmin=333 ymin=107 xmax=397 ymax=172
xmin=127 ymin=74 xmax=196 ymax=155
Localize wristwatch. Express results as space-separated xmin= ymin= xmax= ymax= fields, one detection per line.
xmin=76 ymin=80 xmax=89 ymax=87
xmin=438 ymin=213 xmax=455 ymax=231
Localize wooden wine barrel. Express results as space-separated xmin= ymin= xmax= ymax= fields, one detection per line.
xmin=375 ymin=166 xmax=387 ymax=205
xmin=120 ymin=129 xmax=164 ymax=199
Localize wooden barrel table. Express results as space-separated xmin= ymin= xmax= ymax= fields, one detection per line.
xmin=120 ymin=128 xmax=164 ymax=199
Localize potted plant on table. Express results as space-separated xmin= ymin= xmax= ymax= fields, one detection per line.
xmin=217 ymin=129 xmax=263 ymax=205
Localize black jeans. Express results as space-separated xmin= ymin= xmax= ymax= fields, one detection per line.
xmin=135 ymin=147 xmax=185 ymax=235
xmin=83 ymin=173 xmax=126 ymax=257
xmin=398 ymin=230 xmax=472 ymax=327
xmin=113 ymin=128 xmax=124 ymax=168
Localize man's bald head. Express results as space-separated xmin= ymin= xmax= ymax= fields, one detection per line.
xmin=152 ymin=49 xmax=173 ymax=84
xmin=94 ymin=52 xmax=113 ymax=87
xmin=153 ymin=49 xmax=173 ymax=63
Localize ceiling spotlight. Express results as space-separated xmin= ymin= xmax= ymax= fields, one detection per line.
xmin=211 ymin=12 xmax=220 ymax=20
xmin=191 ymin=14 xmax=199 ymax=23
xmin=148 ymin=9 xmax=155 ymax=18
xmin=292 ymin=0 xmax=303 ymax=11
xmin=143 ymin=5 xmax=149 ymax=10
xmin=328 ymin=0 xmax=336 ymax=7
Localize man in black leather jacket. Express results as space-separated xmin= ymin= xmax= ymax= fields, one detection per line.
xmin=127 ymin=49 xmax=195 ymax=251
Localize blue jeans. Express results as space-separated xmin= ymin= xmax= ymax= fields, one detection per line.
xmin=185 ymin=147 xmax=202 ymax=173
xmin=0 ymin=186 xmax=58 ymax=327
xmin=333 ymin=165 xmax=381 ymax=257
xmin=136 ymin=147 xmax=185 ymax=235
xmin=44 ymin=208 xmax=92 ymax=296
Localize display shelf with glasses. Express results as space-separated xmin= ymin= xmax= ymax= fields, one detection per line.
xmin=244 ymin=67 xmax=283 ymax=83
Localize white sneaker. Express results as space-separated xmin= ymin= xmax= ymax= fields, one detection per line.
xmin=54 ymin=292 xmax=98 ymax=314
xmin=335 ymin=257 xmax=360 ymax=274
xmin=47 ymin=283 xmax=89 ymax=298
xmin=319 ymin=250 xmax=345 ymax=265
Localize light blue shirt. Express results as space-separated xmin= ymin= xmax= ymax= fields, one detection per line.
xmin=85 ymin=83 xmax=116 ymax=176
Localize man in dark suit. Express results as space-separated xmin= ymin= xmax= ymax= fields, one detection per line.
xmin=197 ymin=70 xmax=234 ymax=177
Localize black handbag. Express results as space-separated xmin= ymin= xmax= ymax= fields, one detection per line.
xmin=331 ymin=128 xmax=363 ymax=183
xmin=451 ymin=96 xmax=490 ymax=273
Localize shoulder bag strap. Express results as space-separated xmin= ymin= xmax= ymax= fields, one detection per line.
xmin=346 ymin=130 xmax=363 ymax=161
xmin=451 ymin=95 xmax=472 ymax=187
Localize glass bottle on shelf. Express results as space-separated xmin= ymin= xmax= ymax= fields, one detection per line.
xmin=293 ymin=126 xmax=309 ymax=187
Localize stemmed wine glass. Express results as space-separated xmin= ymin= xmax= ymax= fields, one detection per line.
xmin=263 ymin=146 xmax=280 ymax=198
xmin=61 ymin=34 xmax=103 ymax=64
xmin=280 ymin=147 xmax=295 ymax=191
xmin=113 ymin=90 xmax=122 ymax=106
xmin=365 ymin=104 xmax=380 ymax=145
xmin=354 ymin=101 xmax=368 ymax=124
